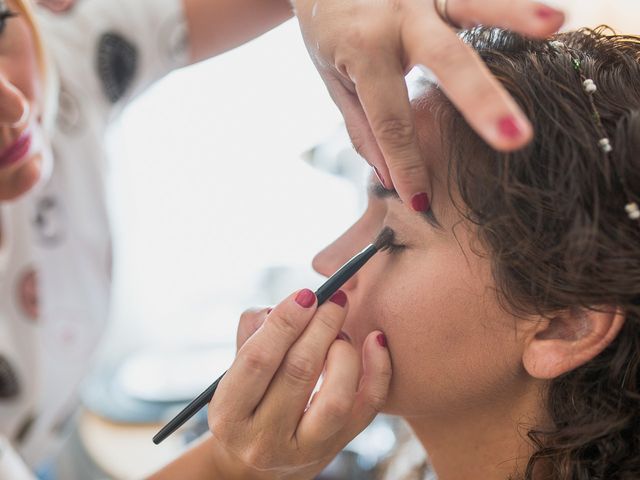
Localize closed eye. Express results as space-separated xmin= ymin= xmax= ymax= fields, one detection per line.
xmin=384 ymin=242 xmax=407 ymax=255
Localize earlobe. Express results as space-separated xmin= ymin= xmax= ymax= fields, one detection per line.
xmin=522 ymin=307 xmax=626 ymax=380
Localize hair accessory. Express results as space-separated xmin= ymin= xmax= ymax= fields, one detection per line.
xmin=550 ymin=40 xmax=638 ymax=224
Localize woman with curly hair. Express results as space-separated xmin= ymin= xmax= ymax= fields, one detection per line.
xmin=303 ymin=26 xmax=640 ymax=480
xmin=146 ymin=24 xmax=640 ymax=480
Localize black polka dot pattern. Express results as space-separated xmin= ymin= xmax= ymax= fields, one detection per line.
xmin=0 ymin=356 xmax=19 ymax=399
xmin=97 ymin=32 xmax=138 ymax=103
xmin=33 ymin=195 xmax=65 ymax=247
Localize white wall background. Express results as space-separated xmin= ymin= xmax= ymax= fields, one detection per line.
xmin=102 ymin=20 xmax=362 ymax=358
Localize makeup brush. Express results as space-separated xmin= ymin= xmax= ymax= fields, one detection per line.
xmin=152 ymin=227 xmax=394 ymax=445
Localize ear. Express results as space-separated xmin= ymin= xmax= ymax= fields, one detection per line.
xmin=522 ymin=306 xmax=625 ymax=380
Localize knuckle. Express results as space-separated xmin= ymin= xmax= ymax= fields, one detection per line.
xmin=283 ymin=352 xmax=317 ymax=385
xmin=315 ymin=309 xmax=342 ymax=334
xmin=366 ymin=390 xmax=389 ymax=412
xmin=391 ymin=157 xmax=426 ymax=183
xmin=322 ymin=396 xmax=352 ymax=421
xmin=271 ymin=309 xmax=301 ymax=339
xmin=343 ymin=24 xmax=369 ymax=51
xmin=241 ymin=346 xmax=271 ymax=375
xmin=373 ymin=117 xmax=415 ymax=147
xmin=239 ymin=308 xmax=259 ymax=327
xmin=387 ymin=0 xmax=403 ymax=13
xmin=367 ymin=372 xmax=392 ymax=412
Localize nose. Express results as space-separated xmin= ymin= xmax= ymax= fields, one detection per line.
xmin=0 ymin=76 xmax=30 ymax=128
xmin=312 ymin=224 xmax=372 ymax=291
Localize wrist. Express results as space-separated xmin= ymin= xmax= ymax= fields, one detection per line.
xmin=205 ymin=435 xmax=251 ymax=480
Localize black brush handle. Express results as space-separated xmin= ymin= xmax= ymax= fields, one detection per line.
xmin=153 ymin=371 xmax=226 ymax=444
xmin=315 ymin=244 xmax=376 ymax=304
xmin=153 ymin=243 xmax=377 ymax=445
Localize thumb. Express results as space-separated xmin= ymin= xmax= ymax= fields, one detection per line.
xmin=343 ymin=330 xmax=392 ymax=440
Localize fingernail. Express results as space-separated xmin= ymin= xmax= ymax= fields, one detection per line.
xmin=376 ymin=333 xmax=387 ymax=348
xmin=535 ymin=5 xmax=562 ymax=20
xmin=373 ymin=167 xmax=390 ymax=190
xmin=295 ymin=289 xmax=316 ymax=308
xmin=497 ymin=115 xmax=523 ymax=139
xmin=329 ymin=290 xmax=347 ymax=308
xmin=411 ymin=192 xmax=430 ymax=213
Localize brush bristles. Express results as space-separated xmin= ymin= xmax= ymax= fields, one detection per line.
xmin=373 ymin=226 xmax=394 ymax=251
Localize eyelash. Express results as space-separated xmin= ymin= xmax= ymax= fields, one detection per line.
xmin=0 ymin=9 xmax=17 ymax=33
xmin=384 ymin=242 xmax=407 ymax=255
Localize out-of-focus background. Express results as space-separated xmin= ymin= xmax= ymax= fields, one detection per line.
xmin=49 ymin=3 xmax=640 ymax=479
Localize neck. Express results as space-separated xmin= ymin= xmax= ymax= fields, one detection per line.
xmin=405 ymin=380 xmax=548 ymax=480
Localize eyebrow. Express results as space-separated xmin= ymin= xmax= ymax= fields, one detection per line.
xmin=369 ymin=183 xmax=443 ymax=230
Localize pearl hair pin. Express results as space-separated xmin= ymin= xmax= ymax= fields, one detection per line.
xmin=549 ymin=41 xmax=639 ymax=224
xmin=626 ymin=202 xmax=640 ymax=220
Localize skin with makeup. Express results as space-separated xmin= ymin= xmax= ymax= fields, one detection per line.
xmin=155 ymin=28 xmax=640 ymax=480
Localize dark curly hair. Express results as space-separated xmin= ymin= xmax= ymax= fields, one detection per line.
xmin=432 ymin=27 xmax=640 ymax=479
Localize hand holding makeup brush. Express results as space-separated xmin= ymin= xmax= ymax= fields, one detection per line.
xmin=210 ymin=289 xmax=391 ymax=479
xmin=150 ymin=288 xmax=391 ymax=479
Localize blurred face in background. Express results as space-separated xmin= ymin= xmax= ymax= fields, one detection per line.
xmin=0 ymin=0 xmax=50 ymax=199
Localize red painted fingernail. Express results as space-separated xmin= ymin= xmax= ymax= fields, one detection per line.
xmin=411 ymin=192 xmax=430 ymax=213
xmin=498 ymin=115 xmax=523 ymax=139
xmin=329 ymin=290 xmax=347 ymax=308
xmin=536 ymin=5 xmax=561 ymax=20
xmin=295 ymin=289 xmax=316 ymax=308
xmin=376 ymin=333 xmax=387 ymax=348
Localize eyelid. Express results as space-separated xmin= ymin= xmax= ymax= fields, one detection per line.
xmin=421 ymin=209 xmax=443 ymax=230
xmin=380 ymin=225 xmax=407 ymax=251
xmin=370 ymin=184 xmax=443 ymax=230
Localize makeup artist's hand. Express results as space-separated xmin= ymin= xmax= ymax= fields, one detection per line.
xmin=207 ymin=289 xmax=392 ymax=479
xmin=294 ymin=0 xmax=564 ymax=211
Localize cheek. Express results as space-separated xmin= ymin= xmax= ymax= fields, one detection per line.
xmin=0 ymin=17 xmax=43 ymax=107
xmin=349 ymin=245 xmax=524 ymax=416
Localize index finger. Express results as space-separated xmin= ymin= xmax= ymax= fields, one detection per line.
xmin=405 ymin=18 xmax=533 ymax=151
xmin=353 ymin=57 xmax=431 ymax=213
xmin=210 ymin=289 xmax=317 ymax=421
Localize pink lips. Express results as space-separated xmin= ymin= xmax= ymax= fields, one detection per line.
xmin=0 ymin=131 xmax=32 ymax=169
